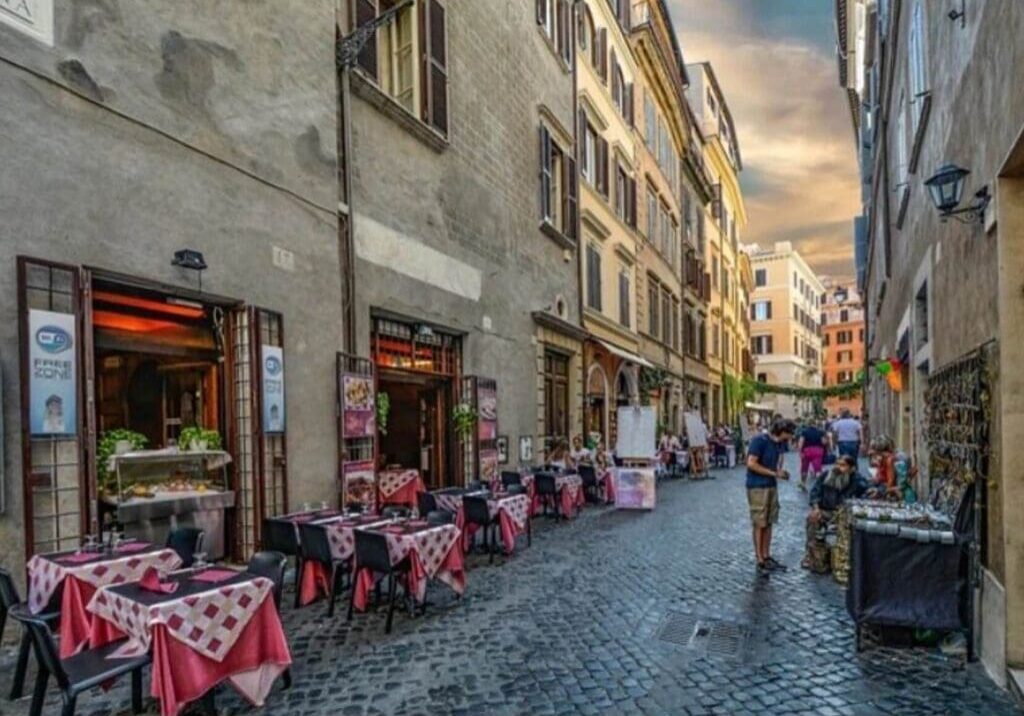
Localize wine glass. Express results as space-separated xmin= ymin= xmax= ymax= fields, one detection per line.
xmin=193 ymin=551 xmax=209 ymax=570
xmin=319 ymin=500 xmax=329 ymax=512
xmin=301 ymin=501 xmax=311 ymax=514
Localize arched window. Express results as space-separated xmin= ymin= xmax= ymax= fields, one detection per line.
xmin=578 ymin=4 xmax=594 ymax=53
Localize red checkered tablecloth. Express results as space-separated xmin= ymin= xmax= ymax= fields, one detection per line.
xmin=88 ymin=577 xmax=274 ymax=661
xmin=490 ymin=494 xmax=530 ymax=531
xmin=27 ymin=548 xmax=182 ymax=615
xmin=378 ymin=469 xmax=422 ymax=498
xmin=433 ymin=492 xmax=464 ymax=514
xmin=520 ymin=473 xmax=584 ymax=518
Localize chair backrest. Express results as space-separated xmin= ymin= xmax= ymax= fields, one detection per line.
xmin=506 ymin=484 xmax=527 ymax=496
xmin=426 ymin=510 xmax=453 ymax=526
xmin=501 ymin=471 xmax=522 ymax=488
xmin=418 ymin=491 xmax=438 ymax=516
xmin=534 ymin=473 xmax=557 ymax=495
xmin=353 ymin=530 xmax=393 ymax=574
xmin=297 ymin=523 xmax=333 ymax=565
xmin=578 ymin=464 xmax=597 ymax=487
xmin=247 ymin=551 xmax=287 ymax=609
xmin=463 ymin=496 xmax=490 ymax=525
xmin=166 ymin=527 xmax=205 ymax=567
xmin=382 ymin=506 xmax=411 ymax=520
xmin=9 ymin=606 xmax=69 ymax=690
xmin=0 ymin=567 xmax=23 ymax=610
xmin=346 ymin=502 xmax=366 ymax=514
xmin=261 ymin=518 xmax=299 ymax=556
xmin=466 ymin=480 xmax=484 ymax=491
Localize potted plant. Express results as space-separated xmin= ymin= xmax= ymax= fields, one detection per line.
xmin=452 ymin=402 xmax=478 ymax=439
xmin=97 ymin=429 xmax=148 ymax=496
xmin=179 ymin=426 xmax=223 ymax=452
xmin=376 ymin=392 xmax=390 ymax=436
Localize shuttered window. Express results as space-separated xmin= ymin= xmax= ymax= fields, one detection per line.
xmin=586 ymin=244 xmax=603 ymax=311
xmin=539 ymin=124 xmax=577 ymax=240
xmin=618 ymin=270 xmax=630 ymax=328
xmin=420 ymin=0 xmax=448 ymax=135
xmin=354 ymin=0 xmax=378 ymax=79
xmin=647 ymin=278 xmax=659 ymax=337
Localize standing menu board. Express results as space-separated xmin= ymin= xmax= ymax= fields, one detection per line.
xmin=616 ymin=406 xmax=657 ymax=460
xmin=684 ymin=412 xmax=708 ymax=448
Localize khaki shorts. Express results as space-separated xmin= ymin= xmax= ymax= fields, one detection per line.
xmin=747 ymin=487 xmax=780 ymax=528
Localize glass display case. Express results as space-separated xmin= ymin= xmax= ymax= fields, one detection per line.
xmin=102 ymin=448 xmax=235 ymax=558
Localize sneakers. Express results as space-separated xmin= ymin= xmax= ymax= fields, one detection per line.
xmin=765 ymin=557 xmax=788 ymax=572
xmin=756 ymin=561 xmax=771 ymax=577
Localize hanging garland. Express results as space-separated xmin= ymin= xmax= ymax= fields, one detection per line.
xmin=744 ymin=377 xmax=863 ymax=401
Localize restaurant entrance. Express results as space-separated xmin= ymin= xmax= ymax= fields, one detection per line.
xmin=371 ymin=315 xmax=461 ymax=490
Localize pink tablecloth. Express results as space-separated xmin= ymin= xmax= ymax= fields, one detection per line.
xmin=352 ymin=522 xmax=464 ymax=611
xmin=88 ymin=574 xmax=290 ymax=716
xmin=597 ymin=468 xmax=618 ymax=504
xmin=26 ymin=546 xmax=182 ymax=658
xmin=452 ymin=493 xmax=531 ymax=554
xmin=520 ymin=474 xmax=585 ymax=518
xmin=297 ymin=514 xmax=390 ymax=606
xmin=378 ymin=469 xmax=426 ymax=507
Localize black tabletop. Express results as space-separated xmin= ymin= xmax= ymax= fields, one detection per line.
xmin=103 ymin=568 xmax=255 ymax=607
xmin=43 ymin=541 xmax=167 ymax=566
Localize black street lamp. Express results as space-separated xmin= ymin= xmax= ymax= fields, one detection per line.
xmin=924 ymin=163 xmax=991 ymax=225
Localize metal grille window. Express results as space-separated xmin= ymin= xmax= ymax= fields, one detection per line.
xmin=231 ymin=309 xmax=256 ymax=558
xmin=258 ymin=311 xmax=287 ymax=521
xmin=372 ymin=317 xmax=461 ymax=376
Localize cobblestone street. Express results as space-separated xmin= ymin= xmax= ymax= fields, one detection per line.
xmin=3 ymin=457 xmax=1020 ymax=716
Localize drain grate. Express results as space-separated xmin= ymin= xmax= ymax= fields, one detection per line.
xmin=655 ymin=612 xmax=751 ymax=660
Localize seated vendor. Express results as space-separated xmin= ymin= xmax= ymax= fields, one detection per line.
xmin=802 ymin=455 xmax=867 ymax=572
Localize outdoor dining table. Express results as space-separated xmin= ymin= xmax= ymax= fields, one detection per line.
xmin=295 ymin=512 xmax=392 ymax=605
xmin=433 ymin=489 xmax=532 ymax=554
xmin=517 ymin=472 xmax=586 ymax=518
xmin=26 ymin=541 xmax=183 ymax=658
xmin=86 ymin=567 xmax=291 ymax=716
xmin=352 ymin=520 xmax=465 ymax=611
xmin=378 ymin=468 xmax=426 ymax=508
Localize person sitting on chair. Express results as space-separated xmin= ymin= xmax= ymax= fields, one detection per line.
xmin=801 ymin=455 xmax=867 ymax=572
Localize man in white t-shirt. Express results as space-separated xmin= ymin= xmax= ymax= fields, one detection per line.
xmin=831 ymin=409 xmax=863 ymax=460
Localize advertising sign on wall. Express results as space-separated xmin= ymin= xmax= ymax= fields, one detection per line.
xmin=480 ymin=448 xmax=499 ymax=484
xmin=262 ymin=345 xmax=286 ymax=433
xmin=477 ymin=384 xmax=497 ymax=441
xmin=342 ymin=373 xmax=375 ymax=438
xmin=342 ymin=459 xmax=376 ymax=513
xmin=28 ymin=309 xmax=77 ymax=436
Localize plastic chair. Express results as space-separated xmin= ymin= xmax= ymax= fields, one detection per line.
xmin=417 ymin=491 xmax=439 ymax=517
xmin=500 ymin=471 xmax=522 ymax=489
xmin=426 ymin=510 xmax=454 ymax=526
xmin=297 ymin=523 xmax=350 ymax=618
xmin=261 ymin=518 xmax=302 ymax=608
xmin=534 ymin=472 xmax=560 ymax=518
xmin=577 ymin=465 xmax=598 ymax=502
xmin=245 ymin=551 xmax=291 ymax=689
xmin=347 ymin=530 xmax=411 ymax=634
xmin=165 ymin=527 xmax=205 ymax=568
xmin=1 ymin=567 xmax=60 ymax=701
xmin=381 ymin=506 xmax=411 ymax=520
xmin=463 ymin=496 xmax=499 ymax=564
xmin=10 ymin=605 xmax=149 ymax=716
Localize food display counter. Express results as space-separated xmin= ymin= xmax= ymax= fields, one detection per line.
xmin=102 ymin=449 xmax=234 ymax=559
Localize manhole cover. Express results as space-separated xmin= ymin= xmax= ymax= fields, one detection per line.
xmin=655 ymin=612 xmax=751 ymax=660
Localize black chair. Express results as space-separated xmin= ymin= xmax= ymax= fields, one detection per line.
xmin=1 ymin=568 xmax=60 ymax=701
xmin=577 ymin=464 xmax=599 ymax=503
xmin=426 ymin=510 xmax=454 ymax=526
xmin=506 ymin=484 xmax=527 ymax=496
xmin=10 ymin=605 xmax=149 ymax=716
xmin=246 ymin=551 xmax=292 ymax=690
xmin=534 ymin=472 xmax=560 ymax=518
xmin=297 ymin=523 xmax=350 ymax=617
xmin=463 ymin=496 xmax=500 ymax=564
xmin=466 ymin=480 xmax=484 ymax=491
xmin=500 ymin=471 xmax=522 ymax=489
xmin=347 ymin=530 xmax=412 ymax=634
xmin=417 ymin=491 xmax=438 ymax=517
xmin=381 ymin=505 xmax=411 ymax=519
xmin=345 ymin=502 xmax=366 ymax=514
xmin=262 ymin=518 xmax=303 ymax=608
xmin=165 ymin=527 xmax=205 ymax=568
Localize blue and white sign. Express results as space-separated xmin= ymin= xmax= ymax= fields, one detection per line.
xmin=29 ymin=309 xmax=77 ymax=436
xmin=262 ymin=345 xmax=285 ymax=434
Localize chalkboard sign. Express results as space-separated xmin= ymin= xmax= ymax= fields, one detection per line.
xmin=616 ymin=406 xmax=657 ymax=459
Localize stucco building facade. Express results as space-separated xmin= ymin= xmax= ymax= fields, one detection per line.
xmin=820 ymin=278 xmax=864 ymax=417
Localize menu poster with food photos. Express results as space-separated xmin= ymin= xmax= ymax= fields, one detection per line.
xmin=342 ymin=373 xmax=375 ymax=438
xmin=477 ymin=385 xmax=497 ymax=441
xmin=342 ymin=460 xmax=376 ymax=512
xmin=613 ymin=468 xmax=657 ymax=510
xmin=480 ymin=448 xmax=499 ymax=483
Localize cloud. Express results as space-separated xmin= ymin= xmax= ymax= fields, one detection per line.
xmin=668 ymin=0 xmax=861 ymax=279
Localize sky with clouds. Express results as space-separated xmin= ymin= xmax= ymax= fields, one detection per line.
xmin=668 ymin=0 xmax=860 ymax=280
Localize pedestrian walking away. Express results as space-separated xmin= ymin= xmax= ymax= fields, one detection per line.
xmin=797 ymin=420 xmax=830 ymax=490
xmin=831 ymin=408 xmax=862 ymax=461
xmin=745 ymin=418 xmax=796 ymax=576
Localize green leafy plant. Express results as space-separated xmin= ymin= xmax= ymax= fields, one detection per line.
xmin=376 ymin=392 xmax=391 ymax=436
xmin=179 ymin=426 xmax=222 ymax=451
xmin=452 ymin=402 xmax=478 ymax=439
xmin=97 ymin=429 xmax=148 ymax=493
xmin=638 ymin=367 xmax=671 ymax=405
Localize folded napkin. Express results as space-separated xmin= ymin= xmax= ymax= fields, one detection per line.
xmin=407 ymin=520 xmax=429 ymax=528
xmin=57 ymin=551 xmax=102 ymax=564
xmin=382 ymin=526 xmax=405 ymax=534
xmin=139 ymin=566 xmax=179 ymax=594
xmin=114 ymin=541 xmax=150 ymax=554
xmin=191 ymin=568 xmax=238 ymax=584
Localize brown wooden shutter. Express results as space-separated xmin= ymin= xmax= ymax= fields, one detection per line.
xmin=598 ymin=29 xmax=608 ymax=81
xmin=610 ymin=49 xmax=619 ymax=105
xmin=539 ymin=125 xmax=552 ymax=221
xmin=354 ymin=0 xmax=378 ymax=80
xmin=564 ymin=153 xmax=578 ymax=239
xmin=558 ymin=0 xmax=571 ymax=64
xmin=619 ymin=0 xmax=631 ymax=31
xmin=626 ymin=83 xmax=634 ymax=126
xmin=597 ymin=136 xmax=609 ymax=197
xmin=537 ymin=0 xmax=547 ymax=26
xmin=627 ymin=176 xmax=637 ymax=228
xmin=420 ymin=0 xmax=448 ymax=135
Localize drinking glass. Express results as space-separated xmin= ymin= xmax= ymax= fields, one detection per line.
xmin=301 ymin=501 xmax=312 ymax=513
xmin=320 ymin=500 xmax=329 ymax=511
xmin=193 ymin=552 xmax=209 ymax=570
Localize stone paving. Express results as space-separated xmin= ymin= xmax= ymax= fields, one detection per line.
xmin=2 ymin=456 xmax=1021 ymax=715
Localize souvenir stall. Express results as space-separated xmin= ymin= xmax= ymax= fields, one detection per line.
xmin=846 ymin=351 xmax=989 ymax=658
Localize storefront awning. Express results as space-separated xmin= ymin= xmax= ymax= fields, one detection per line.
xmin=597 ymin=340 xmax=655 ymax=369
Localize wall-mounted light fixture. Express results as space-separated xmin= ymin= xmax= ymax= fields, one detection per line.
xmin=172 ymin=249 xmax=208 ymax=291
xmin=948 ymin=0 xmax=966 ymax=28
xmin=924 ymin=163 xmax=991 ymax=225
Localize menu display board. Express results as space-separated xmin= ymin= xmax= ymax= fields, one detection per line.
xmin=478 ymin=385 xmax=497 ymax=441
xmin=342 ymin=459 xmax=376 ymax=512
xmin=342 ymin=374 xmax=376 ymax=438
xmin=613 ymin=468 xmax=657 ymax=510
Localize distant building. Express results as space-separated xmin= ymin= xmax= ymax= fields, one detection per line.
xmin=820 ymin=279 xmax=864 ymax=417
xmin=745 ymin=242 xmax=825 ymax=419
